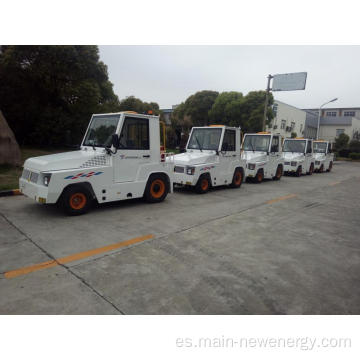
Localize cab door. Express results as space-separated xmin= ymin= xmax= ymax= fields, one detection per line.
xmin=113 ymin=116 xmax=151 ymax=183
xmin=219 ymin=129 xmax=237 ymax=183
xmin=268 ymin=135 xmax=280 ymax=176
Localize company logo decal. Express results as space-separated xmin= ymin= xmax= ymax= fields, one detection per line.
xmin=200 ymin=165 xmax=215 ymax=171
xmin=64 ymin=171 xmax=103 ymax=180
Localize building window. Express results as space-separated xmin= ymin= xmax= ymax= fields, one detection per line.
xmin=336 ymin=129 xmax=345 ymax=137
xmin=344 ymin=111 xmax=355 ymax=117
xmin=326 ymin=111 xmax=337 ymax=117
xmin=281 ymin=120 xmax=286 ymax=129
xmin=273 ymin=103 xmax=278 ymax=117
xmin=300 ymin=124 xmax=303 ymax=134
xmin=291 ymin=122 xmax=295 ymax=131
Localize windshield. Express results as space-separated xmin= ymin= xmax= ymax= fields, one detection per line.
xmin=283 ymin=140 xmax=306 ymax=153
xmin=313 ymin=142 xmax=327 ymax=153
xmin=83 ymin=115 xmax=120 ymax=147
xmin=243 ymin=135 xmax=271 ymax=152
xmin=187 ymin=128 xmax=222 ymax=151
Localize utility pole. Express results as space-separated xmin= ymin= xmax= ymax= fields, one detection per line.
xmin=263 ymin=74 xmax=273 ymax=132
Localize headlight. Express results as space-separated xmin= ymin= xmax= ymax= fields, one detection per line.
xmin=291 ymin=161 xmax=297 ymax=167
xmin=43 ymin=174 xmax=52 ymax=186
xmin=247 ymin=163 xmax=256 ymax=170
xmin=186 ymin=166 xmax=195 ymax=175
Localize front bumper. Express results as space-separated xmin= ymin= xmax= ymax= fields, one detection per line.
xmin=173 ymin=172 xmax=197 ymax=186
xmin=19 ymin=178 xmax=53 ymax=203
xmin=246 ymin=168 xmax=257 ymax=178
xmin=283 ymin=164 xmax=298 ymax=173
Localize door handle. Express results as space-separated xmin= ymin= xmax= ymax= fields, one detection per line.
xmin=143 ymin=155 xmax=150 ymax=158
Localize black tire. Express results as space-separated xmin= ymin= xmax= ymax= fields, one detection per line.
xmin=230 ymin=168 xmax=244 ymax=188
xmin=327 ymin=161 xmax=333 ymax=172
xmin=273 ymin=165 xmax=283 ymax=180
xmin=59 ymin=185 xmax=92 ymax=216
xmin=307 ymin=163 xmax=314 ymax=175
xmin=295 ymin=166 xmax=302 ymax=177
xmin=319 ymin=164 xmax=324 ymax=173
xmin=255 ymin=169 xmax=264 ymax=183
xmin=195 ymin=174 xmax=211 ymax=194
xmin=144 ymin=174 xmax=169 ymax=203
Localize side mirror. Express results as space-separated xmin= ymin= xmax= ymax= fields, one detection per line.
xmin=112 ymin=134 xmax=119 ymax=148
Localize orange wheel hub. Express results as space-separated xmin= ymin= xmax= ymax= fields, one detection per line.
xmin=201 ymin=178 xmax=209 ymax=191
xmin=69 ymin=192 xmax=87 ymax=210
xmin=150 ymin=179 xmax=165 ymax=199
xmin=234 ymin=172 xmax=242 ymax=185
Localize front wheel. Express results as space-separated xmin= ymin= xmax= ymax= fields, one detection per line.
xmin=295 ymin=166 xmax=302 ymax=177
xmin=255 ymin=169 xmax=264 ymax=183
xmin=59 ymin=185 xmax=92 ymax=216
xmin=307 ymin=163 xmax=314 ymax=175
xmin=273 ymin=165 xmax=283 ymax=180
xmin=230 ymin=168 xmax=244 ymax=188
xmin=319 ymin=164 xmax=324 ymax=173
xmin=327 ymin=161 xmax=333 ymax=172
xmin=144 ymin=174 xmax=169 ymax=203
xmin=195 ymin=174 xmax=211 ymax=194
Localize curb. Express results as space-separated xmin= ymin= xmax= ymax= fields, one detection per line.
xmin=0 ymin=189 xmax=22 ymax=197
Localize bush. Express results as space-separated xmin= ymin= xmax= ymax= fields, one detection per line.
xmin=349 ymin=140 xmax=360 ymax=153
xmin=334 ymin=133 xmax=350 ymax=152
xmin=349 ymin=152 xmax=360 ymax=160
xmin=291 ymin=132 xmax=297 ymax=138
xmin=338 ymin=149 xmax=350 ymax=158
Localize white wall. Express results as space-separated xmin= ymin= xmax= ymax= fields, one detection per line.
xmin=267 ymin=100 xmax=306 ymax=138
xmin=319 ymin=117 xmax=360 ymax=143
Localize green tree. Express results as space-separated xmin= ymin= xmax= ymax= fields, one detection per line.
xmin=291 ymin=132 xmax=297 ymax=138
xmin=349 ymin=139 xmax=360 ymax=153
xmin=334 ymin=133 xmax=350 ymax=151
xmin=181 ymin=90 xmax=219 ymax=127
xmin=208 ymin=90 xmax=273 ymax=132
xmin=0 ymin=45 xmax=120 ymax=147
xmin=208 ymin=91 xmax=244 ymax=126
xmin=118 ymin=96 xmax=160 ymax=115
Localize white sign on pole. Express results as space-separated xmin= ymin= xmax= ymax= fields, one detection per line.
xmin=272 ymin=72 xmax=307 ymax=91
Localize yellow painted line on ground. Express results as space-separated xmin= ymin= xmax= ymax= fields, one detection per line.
xmin=5 ymin=234 xmax=154 ymax=279
xmin=266 ymin=194 xmax=297 ymax=205
xmin=329 ymin=181 xmax=341 ymax=186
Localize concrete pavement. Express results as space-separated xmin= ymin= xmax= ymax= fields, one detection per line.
xmin=0 ymin=161 xmax=359 ymax=314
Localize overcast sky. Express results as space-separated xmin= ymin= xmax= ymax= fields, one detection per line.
xmin=99 ymin=46 xmax=360 ymax=110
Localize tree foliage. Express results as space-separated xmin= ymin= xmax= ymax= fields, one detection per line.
xmin=118 ymin=96 xmax=160 ymax=115
xmin=334 ymin=133 xmax=350 ymax=151
xmin=0 ymin=45 xmax=120 ymax=147
xmin=349 ymin=140 xmax=360 ymax=153
xmin=209 ymin=90 xmax=273 ymax=132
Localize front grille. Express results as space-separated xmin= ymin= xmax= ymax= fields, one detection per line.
xmin=22 ymin=169 xmax=30 ymax=179
xmin=174 ymin=166 xmax=184 ymax=173
xmin=284 ymin=162 xmax=290 ymax=165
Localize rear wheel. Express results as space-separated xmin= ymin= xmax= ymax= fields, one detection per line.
xmin=255 ymin=169 xmax=264 ymax=183
xmin=59 ymin=185 xmax=92 ymax=216
xmin=230 ymin=168 xmax=243 ymax=188
xmin=327 ymin=161 xmax=333 ymax=172
xmin=273 ymin=165 xmax=283 ymax=180
xmin=144 ymin=174 xmax=169 ymax=203
xmin=195 ymin=174 xmax=211 ymax=194
xmin=295 ymin=166 xmax=302 ymax=177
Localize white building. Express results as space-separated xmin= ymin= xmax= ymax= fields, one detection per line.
xmin=303 ymin=107 xmax=360 ymax=143
xmin=267 ymin=100 xmax=306 ymax=138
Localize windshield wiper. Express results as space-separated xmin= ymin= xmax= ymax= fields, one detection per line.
xmin=249 ymin=141 xmax=255 ymax=153
xmin=195 ymin=135 xmax=203 ymax=152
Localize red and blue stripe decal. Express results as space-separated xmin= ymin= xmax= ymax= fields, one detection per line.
xmin=64 ymin=171 xmax=103 ymax=180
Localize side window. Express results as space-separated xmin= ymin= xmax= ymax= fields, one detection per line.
xmin=328 ymin=143 xmax=332 ymax=153
xmin=222 ymin=130 xmax=236 ymax=151
xmin=270 ymin=136 xmax=279 ymax=152
xmin=119 ymin=117 xmax=149 ymax=150
xmin=306 ymin=141 xmax=312 ymax=153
